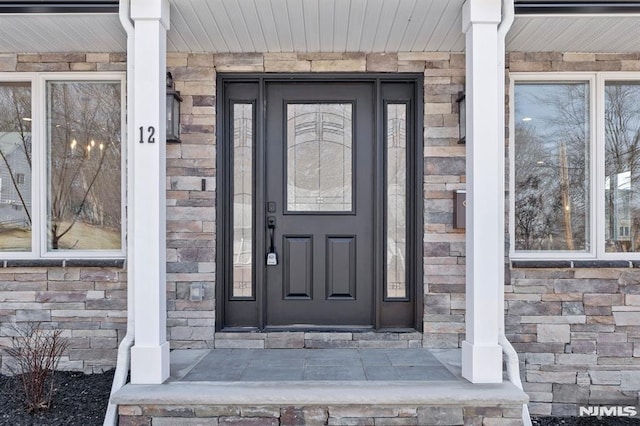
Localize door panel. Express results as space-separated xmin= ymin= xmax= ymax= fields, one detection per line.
xmin=265 ymin=83 xmax=374 ymax=327
xmin=283 ymin=236 xmax=313 ymax=299
xmin=218 ymin=76 xmax=422 ymax=331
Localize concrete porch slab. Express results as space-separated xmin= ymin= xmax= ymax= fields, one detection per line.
xmin=113 ymin=380 xmax=527 ymax=407
xmin=113 ymin=348 xmax=528 ymax=407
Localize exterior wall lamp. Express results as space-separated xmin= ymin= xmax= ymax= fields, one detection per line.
xmin=166 ymin=72 xmax=183 ymax=143
xmin=456 ymin=90 xmax=466 ymax=144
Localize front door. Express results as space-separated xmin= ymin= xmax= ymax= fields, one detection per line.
xmin=265 ymin=83 xmax=374 ymax=327
xmin=218 ymin=75 xmax=422 ymax=331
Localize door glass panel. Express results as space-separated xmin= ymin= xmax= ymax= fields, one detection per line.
xmin=287 ymin=103 xmax=352 ymax=212
xmin=233 ymin=103 xmax=253 ymax=298
xmin=386 ymin=104 xmax=407 ymax=298
xmin=604 ymin=81 xmax=640 ymax=253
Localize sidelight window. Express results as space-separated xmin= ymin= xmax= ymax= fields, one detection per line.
xmin=232 ymin=103 xmax=254 ymax=298
xmin=386 ymin=103 xmax=407 ymax=298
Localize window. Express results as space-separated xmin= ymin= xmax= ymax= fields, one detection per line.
xmin=0 ymin=73 xmax=124 ymax=258
xmin=511 ymin=73 xmax=640 ymax=259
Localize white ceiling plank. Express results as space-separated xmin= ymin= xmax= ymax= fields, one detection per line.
xmin=429 ymin=1 xmax=464 ymax=51
xmin=372 ymin=0 xmax=401 ymax=52
xmin=207 ymin=0 xmax=244 ymax=52
xmin=0 ymin=18 xmax=21 ymax=52
xmin=303 ymin=0 xmax=321 ymax=53
xmin=1 ymin=1 xmax=639 ymax=54
xmin=31 ymin=16 xmax=74 ymax=51
xmin=318 ymin=0 xmax=335 ymax=52
xmin=252 ymin=0 xmax=283 ymax=52
xmin=223 ymin=0 xmax=257 ymax=52
xmin=359 ymin=0 xmax=384 ymax=53
xmin=384 ymin=0 xmax=416 ymax=52
xmin=270 ymin=0 xmax=294 ymax=52
xmin=167 ymin=4 xmax=193 ymax=52
xmin=413 ymin=0 xmax=447 ymax=51
xmin=345 ymin=0 xmax=367 ymax=52
xmin=506 ymin=17 xmax=640 ymax=53
xmin=398 ymin=0 xmax=434 ymax=51
xmin=173 ymin=0 xmax=212 ymax=52
xmin=286 ymin=0 xmax=307 ymax=51
xmin=332 ymin=0 xmax=350 ymax=52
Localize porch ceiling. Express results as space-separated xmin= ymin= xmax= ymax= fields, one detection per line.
xmin=0 ymin=1 xmax=637 ymax=54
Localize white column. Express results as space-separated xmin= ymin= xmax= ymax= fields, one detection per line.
xmin=129 ymin=0 xmax=170 ymax=384
xmin=461 ymin=0 xmax=504 ymax=384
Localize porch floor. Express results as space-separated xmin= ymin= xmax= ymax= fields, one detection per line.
xmin=171 ymin=348 xmax=461 ymax=382
xmin=113 ymin=348 xmax=528 ymax=409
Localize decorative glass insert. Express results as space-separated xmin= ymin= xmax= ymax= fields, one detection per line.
xmin=233 ymin=103 xmax=253 ymax=298
xmin=386 ymin=104 xmax=407 ymax=298
xmin=514 ymin=82 xmax=590 ymax=252
xmin=0 ymin=82 xmax=32 ymax=251
xmin=604 ymin=81 xmax=640 ymax=253
xmin=287 ymin=104 xmax=352 ymax=212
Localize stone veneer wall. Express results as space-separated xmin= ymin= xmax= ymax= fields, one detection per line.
xmin=118 ymin=403 xmax=524 ymax=426
xmin=505 ymin=52 xmax=640 ymax=415
xmin=165 ymin=52 xmax=467 ymax=349
xmin=0 ymin=53 xmax=128 ymax=374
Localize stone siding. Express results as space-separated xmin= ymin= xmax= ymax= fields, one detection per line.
xmin=0 ymin=53 xmax=127 ymax=374
xmin=165 ymin=52 xmax=467 ymax=350
xmin=0 ymin=265 xmax=126 ymax=374
xmin=118 ymin=403 xmax=523 ymax=426
xmin=506 ymin=52 xmax=640 ymax=415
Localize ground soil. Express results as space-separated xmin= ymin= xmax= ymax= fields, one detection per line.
xmin=0 ymin=370 xmax=114 ymax=426
xmin=0 ymin=370 xmax=639 ymax=425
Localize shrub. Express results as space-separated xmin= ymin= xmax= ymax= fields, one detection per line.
xmin=3 ymin=322 xmax=69 ymax=413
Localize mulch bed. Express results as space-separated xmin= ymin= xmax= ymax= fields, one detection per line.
xmin=532 ymin=417 xmax=640 ymax=425
xmin=0 ymin=370 xmax=114 ymax=426
xmin=1 ymin=370 xmax=639 ymax=425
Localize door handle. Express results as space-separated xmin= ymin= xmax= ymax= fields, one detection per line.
xmin=266 ymin=216 xmax=277 ymax=265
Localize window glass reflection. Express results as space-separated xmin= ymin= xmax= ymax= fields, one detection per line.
xmin=0 ymin=82 xmax=32 ymax=251
xmin=47 ymin=81 xmax=122 ymax=251
xmin=604 ymin=82 xmax=640 ymax=253
xmin=514 ymin=83 xmax=590 ymax=252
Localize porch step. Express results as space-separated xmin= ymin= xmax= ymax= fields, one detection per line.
xmin=113 ymin=381 xmax=528 ymax=425
xmin=114 ymin=379 xmax=527 ymax=407
xmin=113 ymin=348 xmax=528 ymax=425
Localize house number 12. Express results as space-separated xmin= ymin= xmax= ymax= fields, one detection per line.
xmin=139 ymin=126 xmax=156 ymax=143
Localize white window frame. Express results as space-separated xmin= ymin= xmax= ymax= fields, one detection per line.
xmin=0 ymin=72 xmax=126 ymax=259
xmin=510 ymin=72 xmax=640 ymax=260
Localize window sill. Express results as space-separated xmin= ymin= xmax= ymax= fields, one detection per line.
xmin=511 ymin=260 xmax=639 ymax=269
xmin=0 ymin=259 xmax=125 ymax=268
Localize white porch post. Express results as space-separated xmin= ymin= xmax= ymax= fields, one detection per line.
xmin=129 ymin=0 xmax=170 ymax=384
xmin=461 ymin=0 xmax=504 ymax=384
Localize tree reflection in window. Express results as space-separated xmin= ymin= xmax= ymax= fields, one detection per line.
xmin=47 ymin=81 xmax=122 ymax=251
xmin=514 ymin=83 xmax=590 ymax=252
xmin=0 ymin=82 xmax=32 ymax=251
xmin=605 ymin=82 xmax=640 ymax=253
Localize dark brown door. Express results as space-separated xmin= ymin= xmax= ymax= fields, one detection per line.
xmin=264 ymin=82 xmax=374 ymax=327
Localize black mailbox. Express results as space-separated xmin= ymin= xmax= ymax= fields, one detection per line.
xmin=454 ymin=190 xmax=466 ymax=229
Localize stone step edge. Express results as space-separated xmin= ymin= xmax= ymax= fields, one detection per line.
xmin=112 ymin=380 xmax=528 ymax=407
